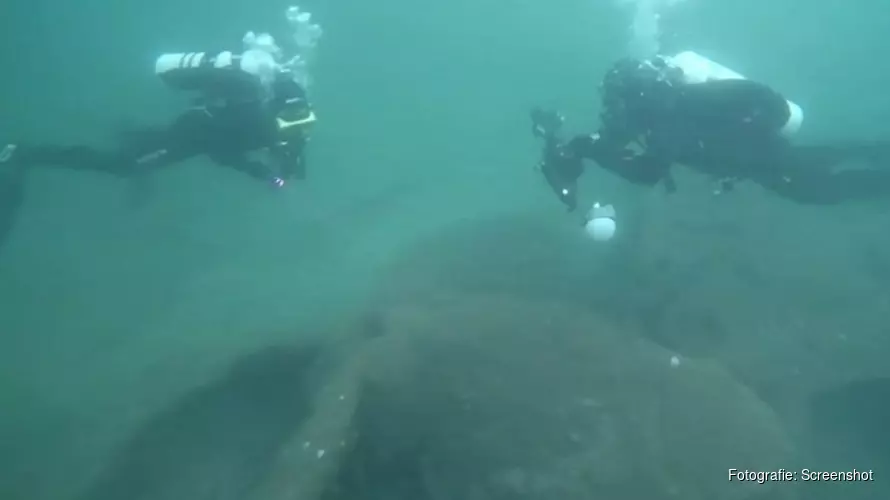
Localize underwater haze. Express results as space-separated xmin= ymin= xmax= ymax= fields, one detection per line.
xmin=2 ymin=0 xmax=890 ymax=499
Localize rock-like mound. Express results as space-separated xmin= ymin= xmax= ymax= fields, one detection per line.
xmin=326 ymin=294 xmax=797 ymax=500
xmin=373 ymin=211 xmax=737 ymax=357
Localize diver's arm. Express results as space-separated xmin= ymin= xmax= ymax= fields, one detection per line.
xmin=564 ymin=131 xmax=671 ymax=187
xmin=270 ymin=93 xmax=316 ymax=181
xmin=209 ymin=150 xmax=284 ymax=187
xmin=269 ymin=134 xmax=308 ymax=180
xmin=531 ymin=109 xmax=670 ymax=210
xmin=605 ymin=150 xmax=673 ymax=187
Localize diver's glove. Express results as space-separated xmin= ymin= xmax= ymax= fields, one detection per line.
xmin=530 ymin=107 xmax=565 ymax=140
xmin=530 ymin=108 xmax=582 ymax=211
xmin=538 ymin=142 xmax=583 ymax=212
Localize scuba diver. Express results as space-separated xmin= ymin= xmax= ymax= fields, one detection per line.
xmin=0 ymin=7 xmax=322 ymax=189
xmin=532 ymin=51 xmax=890 ymax=211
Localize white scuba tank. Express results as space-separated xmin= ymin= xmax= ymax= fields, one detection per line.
xmin=155 ymin=51 xmax=237 ymax=88
xmin=154 ymin=50 xmax=278 ymax=100
xmin=665 ymin=51 xmax=804 ymax=138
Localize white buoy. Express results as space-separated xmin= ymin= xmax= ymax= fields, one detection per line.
xmin=584 ymin=203 xmax=617 ymax=242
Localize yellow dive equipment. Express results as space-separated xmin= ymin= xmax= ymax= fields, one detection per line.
xmin=277 ymin=110 xmax=317 ymax=131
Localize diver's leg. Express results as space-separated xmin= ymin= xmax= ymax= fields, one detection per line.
xmin=753 ymin=143 xmax=890 ymax=204
xmin=0 ymin=134 xmax=172 ymax=177
xmin=789 ymin=141 xmax=890 ymax=172
xmin=755 ymin=169 xmax=890 ymax=204
xmin=115 ymin=110 xmax=212 ymax=172
xmin=1 ymin=141 xmax=145 ymax=175
xmin=0 ymin=110 xmax=210 ymax=176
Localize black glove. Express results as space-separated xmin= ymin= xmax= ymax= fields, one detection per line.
xmin=530 ymin=108 xmax=583 ymax=211
xmin=539 ymin=143 xmax=583 ymax=212
xmin=530 ymin=107 xmax=565 ymax=140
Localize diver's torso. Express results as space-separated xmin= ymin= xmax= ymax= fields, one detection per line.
xmin=192 ymin=101 xmax=280 ymax=152
xmin=633 ymin=80 xmax=790 ymax=176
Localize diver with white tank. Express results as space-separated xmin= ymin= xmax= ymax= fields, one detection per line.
xmin=531 ymin=51 xmax=890 ymax=211
xmin=0 ymin=6 xmax=322 ymax=189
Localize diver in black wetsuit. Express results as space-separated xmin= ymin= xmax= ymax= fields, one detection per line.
xmin=531 ymin=54 xmax=890 ymax=211
xmin=0 ymin=49 xmax=317 ymax=188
